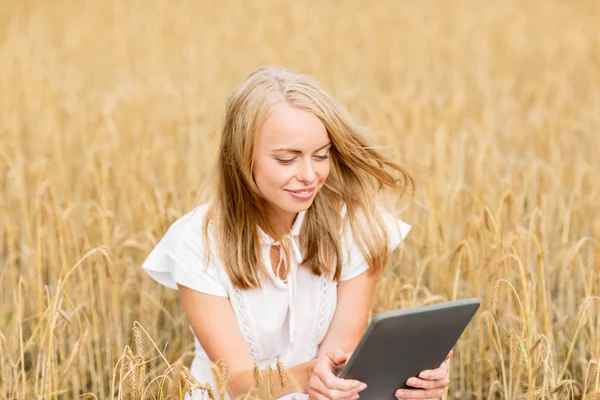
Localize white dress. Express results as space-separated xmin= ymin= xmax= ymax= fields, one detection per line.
xmin=141 ymin=203 xmax=411 ymax=399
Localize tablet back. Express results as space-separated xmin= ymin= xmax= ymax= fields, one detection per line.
xmin=338 ymin=298 xmax=480 ymax=400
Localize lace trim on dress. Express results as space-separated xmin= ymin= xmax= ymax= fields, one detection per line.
xmin=308 ymin=275 xmax=332 ymax=359
xmin=232 ymin=287 xmax=261 ymax=362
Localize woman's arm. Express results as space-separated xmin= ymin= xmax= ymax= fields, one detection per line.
xmin=317 ymin=269 xmax=382 ymax=358
xmin=304 ymin=271 xmax=380 ymax=399
xmin=177 ymin=284 xmax=315 ymax=398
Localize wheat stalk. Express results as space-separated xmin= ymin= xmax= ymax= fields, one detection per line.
xmin=490 ymin=280 xmax=500 ymax=316
xmin=266 ymin=366 xmax=275 ymax=400
xmin=276 ymin=356 xmax=287 ymax=388
xmin=190 ymin=382 xmax=216 ymax=400
xmin=211 ymin=360 xmax=227 ymax=400
xmin=181 ymin=366 xmax=196 ymax=394
xmin=550 ymin=380 xmax=569 ymax=395
xmin=126 ymin=347 xmax=139 ymax=400
xmin=132 ymin=324 xmax=147 ymax=396
xmin=588 ymin=362 xmax=599 ymax=395
xmin=167 ymin=359 xmax=185 ymax=400
xmin=252 ymin=363 xmax=262 ymax=393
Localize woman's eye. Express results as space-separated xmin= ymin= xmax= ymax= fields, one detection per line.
xmin=315 ymin=154 xmax=330 ymax=161
xmin=276 ymin=158 xmax=294 ymax=165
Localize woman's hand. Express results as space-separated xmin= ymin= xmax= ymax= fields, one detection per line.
xmin=308 ymin=349 xmax=367 ymax=400
xmin=394 ymin=351 xmax=453 ymax=400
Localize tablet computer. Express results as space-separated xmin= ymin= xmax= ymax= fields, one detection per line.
xmin=337 ymin=298 xmax=480 ymax=399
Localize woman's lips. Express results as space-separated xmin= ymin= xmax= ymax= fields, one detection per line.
xmin=285 ymin=187 xmax=315 ymax=200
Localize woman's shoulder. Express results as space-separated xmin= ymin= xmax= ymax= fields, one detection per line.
xmin=141 ymin=203 xmax=229 ymax=296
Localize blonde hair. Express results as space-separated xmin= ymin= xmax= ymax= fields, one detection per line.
xmin=200 ymin=66 xmax=413 ymax=290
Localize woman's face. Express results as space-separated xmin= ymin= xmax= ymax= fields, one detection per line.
xmin=253 ymin=103 xmax=331 ymax=227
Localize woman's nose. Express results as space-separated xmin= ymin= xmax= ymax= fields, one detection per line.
xmin=297 ymin=159 xmax=317 ymax=183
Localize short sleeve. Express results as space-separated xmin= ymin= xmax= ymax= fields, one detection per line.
xmin=385 ymin=213 xmax=412 ymax=254
xmin=339 ymin=207 xmax=412 ymax=282
xmin=141 ymin=208 xmax=229 ymax=297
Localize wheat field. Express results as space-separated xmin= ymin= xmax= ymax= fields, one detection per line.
xmin=1 ymin=0 xmax=599 ymax=398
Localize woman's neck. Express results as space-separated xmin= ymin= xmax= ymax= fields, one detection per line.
xmin=266 ymin=207 xmax=297 ymax=238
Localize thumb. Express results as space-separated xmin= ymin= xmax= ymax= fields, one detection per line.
xmin=327 ymin=349 xmax=348 ymax=366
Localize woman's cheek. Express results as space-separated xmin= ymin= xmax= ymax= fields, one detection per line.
xmin=318 ymin=163 xmax=331 ymax=182
xmin=274 ymin=167 xmax=296 ymax=187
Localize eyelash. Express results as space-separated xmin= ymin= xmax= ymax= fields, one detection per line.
xmin=277 ymin=155 xmax=330 ymax=165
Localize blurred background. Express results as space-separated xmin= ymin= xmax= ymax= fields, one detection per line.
xmin=1 ymin=0 xmax=599 ymax=398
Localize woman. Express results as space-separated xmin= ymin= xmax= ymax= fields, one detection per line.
xmin=142 ymin=66 xmax=451 ymax=400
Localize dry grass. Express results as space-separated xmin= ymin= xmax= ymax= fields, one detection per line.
xmin=1 ymin=0 xmax=600 ymax=398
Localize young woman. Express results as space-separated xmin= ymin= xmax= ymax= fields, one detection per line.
xmin=142 ymin=66 xmax=451 ymax=400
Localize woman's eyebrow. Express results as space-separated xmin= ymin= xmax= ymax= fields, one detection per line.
xmin=271 ymin=142 xmax=332 ymax=154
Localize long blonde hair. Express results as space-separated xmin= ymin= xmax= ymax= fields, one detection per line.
xmin=200 ymin=66 xmax=413 ymax=290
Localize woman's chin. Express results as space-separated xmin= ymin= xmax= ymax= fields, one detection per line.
xmin=276 ymin=199 xmax=314 ymax=215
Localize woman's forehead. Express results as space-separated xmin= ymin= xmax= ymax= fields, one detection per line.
xmin=256 ymin=104 xmax=329 ymax=151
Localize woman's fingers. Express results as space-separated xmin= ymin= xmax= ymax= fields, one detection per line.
xmin=307 ymin=390 xmax=332 ymax=400
xmin=315 ymin=362 xmax=366 ymax=391
xmin=309 ymin=350 xmax=367 ymax=400
xmin=406 ymin=376 xmax=450 ymax=390
xmin=395 ymin=388 xmax=445 ymax=399
xmin=321 ymin=374 xmax=365 ymax=393
xmin=400 ymin=359 xmax=450 ymax=398
xmin=417 ymin=360 xmax=449 ymax=381
xmin=310 ymin=375 xmax=364 ymax=399
xmin=444 ymin=350 xmax=453 ymax=361
xmin=403 ymin=398 xmax=440 ymax=400
xmin=394 ymin=351 xmax=453 ymax=399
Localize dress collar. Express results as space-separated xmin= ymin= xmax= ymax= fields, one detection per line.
xmin=256 ymin=210 xmax=306 ymax=344
xmin=257 ymin=210 xmax=306 ymax=246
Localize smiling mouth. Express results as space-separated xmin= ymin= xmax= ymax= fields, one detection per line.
xmin=285 ymin=188 xmax=315 ymax=194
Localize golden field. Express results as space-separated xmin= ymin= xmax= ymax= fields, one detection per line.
xmin=1 ymin=0 xmax=599 ymax=398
